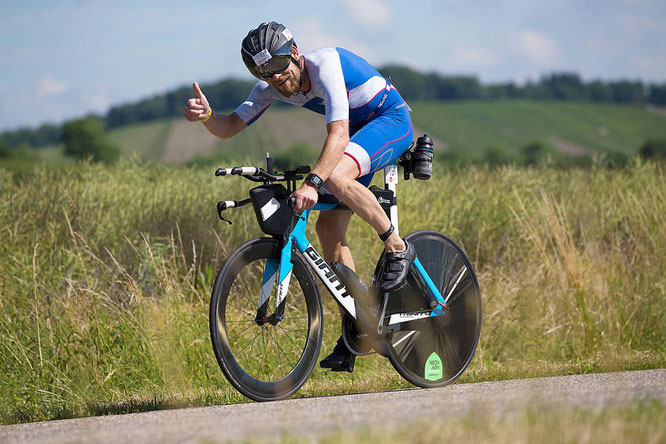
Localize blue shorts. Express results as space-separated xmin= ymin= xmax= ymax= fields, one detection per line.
xmin=344 ymin=98 xmax=414 ymax=187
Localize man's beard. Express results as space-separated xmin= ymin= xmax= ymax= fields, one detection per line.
xmin=275 ymin=70 xmax=301 ymax=98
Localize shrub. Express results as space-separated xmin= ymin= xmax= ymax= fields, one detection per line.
xmin=483 ymin=144 xmax=517 ymax=166
xmin=639 ymin=138 xmax=666 ymax=160
xmin=520 ymin=141 xmax=561 ymax=166
xmin=62 ymin=117 xmax=120 ymax=164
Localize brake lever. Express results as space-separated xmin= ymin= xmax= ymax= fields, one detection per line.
xmin=287 ymin=197 xmax=306 ymax=221
xmin=216 ymin=201 xmax=233 ymax=225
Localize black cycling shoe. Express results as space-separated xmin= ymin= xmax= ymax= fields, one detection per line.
xmin=319 ymin=336 xmax=355 ymax=372
xmin=379 ymin=239 xmax=416 ymax=292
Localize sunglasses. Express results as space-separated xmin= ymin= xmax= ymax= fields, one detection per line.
xmin=255 ymin=55 xmax=292 ymax=79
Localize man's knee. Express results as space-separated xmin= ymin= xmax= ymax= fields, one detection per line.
xmin=324 ymin=172 xmax=349 ymax=198
xmin=324 ymin=156 xmax=359 ymax=197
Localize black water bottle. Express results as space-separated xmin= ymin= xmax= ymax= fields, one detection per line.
xmin=413 ymin=134 xmax=433 ymax=180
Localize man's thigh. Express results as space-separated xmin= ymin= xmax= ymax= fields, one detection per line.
xmin=344 ymin=109 xmax=414 ymax=187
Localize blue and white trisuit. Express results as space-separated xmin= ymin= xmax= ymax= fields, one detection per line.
xmin=233 ymin=47 xmax=414 ymax=187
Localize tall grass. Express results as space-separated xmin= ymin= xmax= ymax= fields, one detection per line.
xmin=307 ymin=401 xmax=666 ymax=444
xmin=0 ymin=160 xmax=664 ymax=424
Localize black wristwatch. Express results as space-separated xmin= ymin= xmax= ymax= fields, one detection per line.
xmin=305 ymin=173 xmax=324 ymax=190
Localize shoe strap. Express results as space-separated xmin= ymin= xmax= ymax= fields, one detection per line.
xmin=385 ymin=244 xmax=413 ymax=262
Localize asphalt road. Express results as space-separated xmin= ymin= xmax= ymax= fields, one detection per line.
xmin=2 ymin=369 xmax=665 ymax=443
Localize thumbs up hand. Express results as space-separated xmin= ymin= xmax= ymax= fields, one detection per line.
xmin=184 ymin=82 xmax=212 ymax=122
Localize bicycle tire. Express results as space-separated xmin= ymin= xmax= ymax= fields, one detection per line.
xmin=375 ymin=230 xmax=482 ymax=388
xmin=209 ymin=237 xmax=323 ymax=401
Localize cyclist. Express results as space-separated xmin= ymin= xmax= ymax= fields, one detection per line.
xmin=184 ymin=21 xmax=415 ymax=372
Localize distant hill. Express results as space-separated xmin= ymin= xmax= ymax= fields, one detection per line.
xmin=410 ymin=100 xmax=666 ymax=158
xmin=2 ymin=69 xmax=665 ymax=150
xmin=23 ymin=100 xmax=662 ymax=167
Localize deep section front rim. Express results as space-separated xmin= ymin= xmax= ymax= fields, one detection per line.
xmin=209 ymin=237 xmax=323 ymax=401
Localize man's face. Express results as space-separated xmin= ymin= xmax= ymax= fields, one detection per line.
xmin=264 ymin=59 xmax=300 ymax=98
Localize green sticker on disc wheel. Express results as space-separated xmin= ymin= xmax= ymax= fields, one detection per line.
xmin=425 ymin=352 xmax=443 ymax=381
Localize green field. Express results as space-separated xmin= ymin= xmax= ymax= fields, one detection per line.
xmin=410 ymin=100 xmax=666 ymax=157
xmin=109 ymin=119 xmax=172 ymax=161
xmin=0 ymin=160 xmax=664 ymax=424
xmin=193 ymin=101 xmax=666 ymax=164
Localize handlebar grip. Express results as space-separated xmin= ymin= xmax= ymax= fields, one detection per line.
xmin=222 ymin=201 xmax=238 ymax=209
xmin=215 ymin=167 xmax=260 ymax=176
xmin=288 ymin=197 xmax=296 ymax=209
xmin=215 ymin=166 xmax=288 ymax=184
xmin=232 ymin=167 xmax=260 ymax=175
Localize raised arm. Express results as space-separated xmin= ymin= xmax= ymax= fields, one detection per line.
xmin=184 ymin=82 xmax=247 ymax=139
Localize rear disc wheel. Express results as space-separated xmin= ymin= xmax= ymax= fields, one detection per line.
xmin=375 ymin=230 xmax=482 ymax=388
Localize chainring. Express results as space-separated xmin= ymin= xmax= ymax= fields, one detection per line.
xmin=341 ymin=314 xmax=373 ymax=356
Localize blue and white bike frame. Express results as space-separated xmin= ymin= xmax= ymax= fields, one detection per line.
xmin=258 ymin=165 xmax=456 ymax=334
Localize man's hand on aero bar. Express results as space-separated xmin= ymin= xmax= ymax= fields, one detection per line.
xmin=292 ymin=182 xmax=319 ymax=212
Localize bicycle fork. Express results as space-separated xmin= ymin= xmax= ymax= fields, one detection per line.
xmin=255 ymin=237 xmax=293 ymax=326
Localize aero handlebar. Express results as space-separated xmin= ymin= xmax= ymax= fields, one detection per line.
xmin=215 ymin=167 xmax=286 ymax=182
xmin=215 ymin=164 xmax=307 ymax=223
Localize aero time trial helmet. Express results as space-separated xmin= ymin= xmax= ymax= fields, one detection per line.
xmin=241 ymin=21 xmax=297 ymax=79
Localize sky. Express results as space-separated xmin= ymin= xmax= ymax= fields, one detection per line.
xmin=1 ymin=0 xmax=665 ymax=131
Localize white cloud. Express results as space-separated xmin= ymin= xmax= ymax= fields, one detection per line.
xmin=447 ymin=45 xmax=500 ymax=72
xmin=341 ymin=0 xmax=393 ymax=31
xmin=36 ymin=75 xmax=69 ymax=97
xmin=84 ymin=84 xmax=111 ymax=112
xmin=290 ymin=17 xmax=378 ymax=61
xmin=514 ymin=30 xmax=561 ymax=67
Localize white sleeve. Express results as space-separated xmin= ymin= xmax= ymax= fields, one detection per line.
xmin=233 ymin=81 xmax=276 ymax=125
xmin=311 ymin=56 xmax=349 ymax=124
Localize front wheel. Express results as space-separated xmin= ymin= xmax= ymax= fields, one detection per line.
xmin=375 ymin=230 xmax=482 ymax=388
xmin=209 ymin=237 xmax=323 ymax=401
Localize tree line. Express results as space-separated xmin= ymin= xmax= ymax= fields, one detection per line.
xmin=2 ymin=68 xmax=666 ymax=149
xmin=380 ymin=67 xmax=666 ymax=103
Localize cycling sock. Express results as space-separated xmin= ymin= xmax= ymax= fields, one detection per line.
xmin=378 ymin=224 xmax=394 ymax=242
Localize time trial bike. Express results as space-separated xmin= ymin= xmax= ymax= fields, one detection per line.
xmin=209 ymin=143 xmax=482 ymax=401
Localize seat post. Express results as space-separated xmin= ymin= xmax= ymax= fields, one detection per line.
xmin=383 ymin=165 xmax=399 ymax=237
